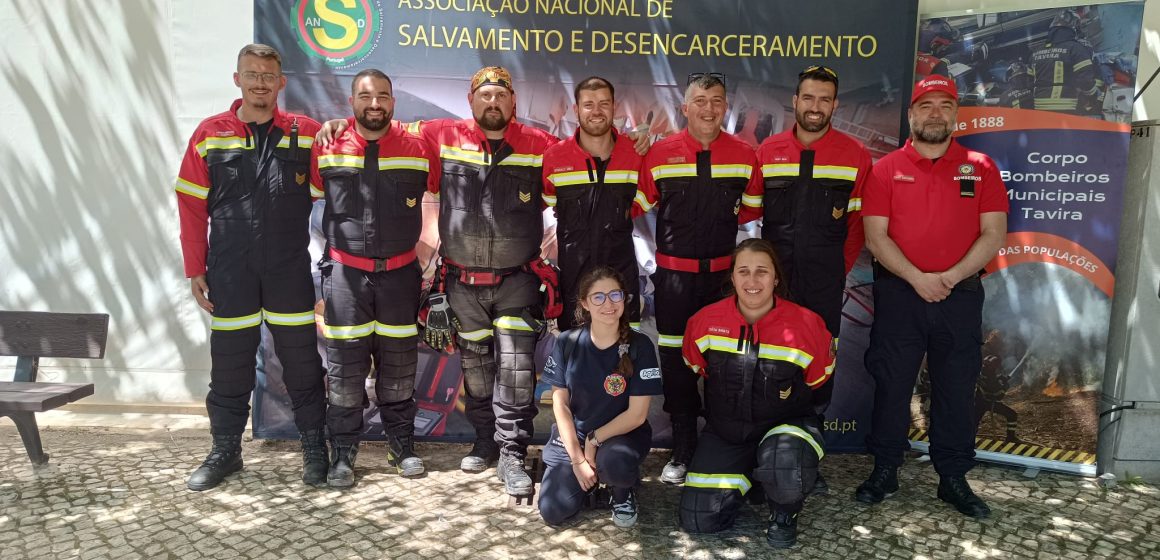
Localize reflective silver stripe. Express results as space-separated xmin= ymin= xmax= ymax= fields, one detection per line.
xmin=651 ymin=164 xmax=697 ymax=179
xmin=211 ymin=311 xmax=263 ymax=331
xmin=379 ymin=157 xmax=429 ymax=172
xmin=710 ymin=164 xmax=753 ymax=179
xmin=542 ymin=193 xmax=558 ymax=207
xmin=761 ymin=424 xmax=824 ymax=459
xmin=175 ymin=178 xmax=209 ymax=200
xmin=814 ymin=165 xmax=859 ymax=181
xmin=658 ymin=333 xmax=684 ymax=348
xmin=633 ymin=190 xmax=655 ymax=212
xmin=497 ymin=153 xmax=543 ymax=167
xmin=318 ymin=154 xmax=365 ymax=169
xmin=197 ymin=136 xmax=249 ymax=157
xmin=547 ymin=170 xmax=590 ymax=187
xmin=375 ymin=323 xmax=419 ymax=338
xmin=440 ymin=145 xmax=486 ymax=166
xmin=494 ymin=316 xmax=533 ymax=331
xmin=276 ymin=136 xmax=315 ymax=150
xmin=762 ymin=163 xmax=799 ymax=177
xmin=263 ymin=310 xmax=316 ymax=327
xmin=757 ymin=344 xmax=813 ymax=369
xmin=684 ymin=473 xmax=753 ymax=494
xmin=459 ymin=328 xmax=493 ymax=341
xmin=320 ymin=321 xmax=375 ymax=340
xmin=847 ymin=198 xmax=863 ymax=212
xmin=742 ymin=193 xmax=762 ymax=208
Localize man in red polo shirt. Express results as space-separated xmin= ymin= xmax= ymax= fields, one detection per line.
xmin=855 ymin=76 xmax=1008 ymax=519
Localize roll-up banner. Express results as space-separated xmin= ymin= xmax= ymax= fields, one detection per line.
xmin=902 ymin=3 xmax=1144 ymax=475
xmin=250 ymin=0 xmax=920 ymax=446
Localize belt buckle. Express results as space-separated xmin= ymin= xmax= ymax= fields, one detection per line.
xmin=373 ymin=258 xmax=388 ymax=273
xmin=698 ymin=258 xmax=712 ymax=274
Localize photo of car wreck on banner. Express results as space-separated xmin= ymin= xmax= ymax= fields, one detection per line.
xmin=249 ymin=0 xmax=922 ymax=448
xmin=897 ymin=3 xmax=1143 ymax=475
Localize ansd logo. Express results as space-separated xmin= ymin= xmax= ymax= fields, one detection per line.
xmin=295 ymin=0 xmax=382 ymax=69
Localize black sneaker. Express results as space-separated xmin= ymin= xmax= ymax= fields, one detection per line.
xmin=766 ymin=510 xmax=798 ymax=549
xmin=460 ymin=438 xmax=500 ymax=473
xmin=187 ymin=434 xmax=243 ymax=492
xmin=496 ymin=454 xmax=533 ymax=496
xmin=937 ymin=476 xmax=991 ymax=519
xmin=854 ymin=466 xmax=899 ymax=504
xmin=610 ymin=489 xmax=638 ymax=528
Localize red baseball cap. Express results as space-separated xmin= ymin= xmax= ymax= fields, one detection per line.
xmin=911 ymin=75 xmax=958 ymax=105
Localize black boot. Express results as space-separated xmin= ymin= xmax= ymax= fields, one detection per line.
xmin=766 ymin=510 xmax=798 ymax=549
xmin=496 ymin=453 xmax=533 ymax=496
xmin=811 ymin=473 xmax=830 ymax=496
xmin=460 ymin=436 xmax=500 ymax=473
xmin=187 ymin=434 xmax=243 ymax=491
xmin=854 ymin=465 xmax=899 ymax=504
xmin=938 ymin=476 xmax=991 ymax=518
xmin=327 ymin=443 xmax=358 ymax=488
xmin=661 ymin=414 xmax=698 ymax=484
xmin=386 ymin=433 xmax=425 ymax=477
xmin=299 ymin=429 xmax=329 ymax=487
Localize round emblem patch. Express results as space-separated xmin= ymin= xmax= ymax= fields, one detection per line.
xmin=958 ymin=163 xmax=975 ymax=175
xmin=603 ymin=373 xmax=626 ymax=397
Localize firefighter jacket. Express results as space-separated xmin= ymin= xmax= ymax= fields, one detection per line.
xmin=633 ymin=129 xmax=762 ymax=260
xmin=420 ymin=118 xmax=558 ymax=270
xmin=683 ymin=296 xmax=834 ymax=444
xmin=176 ymin=99 xmax=320 ymax=277
xmin=915 ymin=52 xmax=951 ymax=81
xmin=309 ymin=119 xmax=429 ymax=258
xmin=1032 ymin=28 xmax=1103 ymax=113
xmin=542 ymin=130 xmax=643 ymax=280
xmin=757 ymin=127 xmax=872 ymax=278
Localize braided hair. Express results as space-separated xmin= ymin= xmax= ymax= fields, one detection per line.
xmin=573 ymin=265 xmax=634 ymax=377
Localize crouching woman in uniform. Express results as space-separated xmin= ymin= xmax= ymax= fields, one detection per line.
xmin=679 ymin=238 xmax=835 ymax=548
xmin=538 ymin=265 xmax=663 ymax=528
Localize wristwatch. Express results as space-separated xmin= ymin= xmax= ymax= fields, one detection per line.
xmin=586 ymin=431 xmax=602 ymax=447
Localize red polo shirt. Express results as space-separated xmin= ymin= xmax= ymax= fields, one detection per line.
xmin=862 ymin=139 xmax=1008 ymax=272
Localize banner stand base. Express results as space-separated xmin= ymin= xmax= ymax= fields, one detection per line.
xmin=909 ymin=441 xmax=1097 ymax=478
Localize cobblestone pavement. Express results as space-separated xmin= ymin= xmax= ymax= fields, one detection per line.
xmin=2 ymin=426 xmax=1158 ymax=559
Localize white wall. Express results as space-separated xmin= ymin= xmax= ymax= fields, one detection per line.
xmin=0 ymin=0 xmax=1156 ymax=410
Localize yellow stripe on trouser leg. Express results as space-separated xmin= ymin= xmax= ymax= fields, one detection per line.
xmin=211 ymin=311 xmax=263 ymax=331
xmin=761 ymin=424 xmax=825 ymax=460
xmin=684 ymin=473 xmax=753 ymax=495
xmin=263 ymin=309 xmax=317 ymax=327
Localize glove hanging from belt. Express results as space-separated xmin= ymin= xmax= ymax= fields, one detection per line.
xmin=525 ymin=258 xmax=563 ymax=319
xmin=419 ymin=261 xmax=459 ymax=353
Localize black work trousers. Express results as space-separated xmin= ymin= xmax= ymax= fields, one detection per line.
xmin=651 ymin=267 xmax=730 ymax=416
xmin=864 ymin=270 xmax=984 ymax=477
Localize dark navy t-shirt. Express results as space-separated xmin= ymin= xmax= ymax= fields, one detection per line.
xmin=541 ymin=327 xmax=662 ymax=434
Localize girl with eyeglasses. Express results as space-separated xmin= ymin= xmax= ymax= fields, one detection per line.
xmin=677 ymin=239 xmax=834 ymax=548
xmin=538 ymin=266 xmax=662 ymax=528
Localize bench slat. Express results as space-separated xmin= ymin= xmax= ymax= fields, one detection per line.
xmin=0 ymin=311 xmax=110 ymax=359
xmin=0 ymin=382 xmax=95 ymax=412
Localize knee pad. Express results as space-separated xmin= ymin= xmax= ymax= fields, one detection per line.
xmin=210 ymin=328 xmax=261 ymax=373
xmin=374 ymin=363 xmax=417 ymax=404
xmin=495 ymin=330 xmax=536 ymax=407
xmin=752 ymin=426 xmax=822 ymax=505
xmin=461 ymin=347 xmax=496 ymax=400
xmin=326 ymin=342 xmax=371 ymax=409
xmin=678 ymin=486 xmax=743 ymax=534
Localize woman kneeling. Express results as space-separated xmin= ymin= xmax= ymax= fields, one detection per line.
xmin=679 ymin=239 xmax=834 ymax=548
xmin=538 ymin=266 xmax=662 ymax=528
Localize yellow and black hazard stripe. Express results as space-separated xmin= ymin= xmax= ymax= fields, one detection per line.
xmin=907 ymin=428 xmax=1095 ymax=465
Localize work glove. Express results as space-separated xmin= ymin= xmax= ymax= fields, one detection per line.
xmin=422 ymin=292 xmax=459 ymax=353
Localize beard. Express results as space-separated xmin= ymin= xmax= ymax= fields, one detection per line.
xmin=579 ymin=116 xmax=612 ymax=137
xmin=795 ymin=109 xmax=831 ymax=133
xmin=476 ymin=108 xmax=510 ymax=131
xmin=911 ymin=118 xmax=952 ymax=144
xmin=356 ymin=108 xmax=392 ymax=131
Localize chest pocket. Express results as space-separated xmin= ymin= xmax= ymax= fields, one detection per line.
xmin=754 ymin=358 xmax=811 ymax=415
xmin=498 ymin=165 xmax=540 ymax=214
xmin=815 ymin=181 xmax=854 ymax=241
xmin=273 ymin=147 xmax=311 ymax=198
xmin=762 ymin=177 xmax=794 ymax=227
xmin=386 ymin=178 xmax=427 ymax=219
xmin=605 ymin=183 xmax=636 ymax=233
xmin=656 ymin=178 xmax=691 ymax=224
xmin=554 ymin=185 xmax=590 ymax=236
xmin=704 ymin=350 xmax=748 ymax=420
xmin=713 ymin=178 xmax=747 ymax=224
xmin=206 ymin=149 xmax=246 ymax=206
xmin=441 ymin=162 xmax=479 ymax=211
xmin=321 ymin=167 xmax=360 ymax=217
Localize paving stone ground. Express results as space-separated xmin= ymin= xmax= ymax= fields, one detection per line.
xmin=2 ymin=425 xmax=1158 ymax=559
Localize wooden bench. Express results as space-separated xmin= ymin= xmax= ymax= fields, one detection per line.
xmin=0 ymin=311 xmax=109 ymax=466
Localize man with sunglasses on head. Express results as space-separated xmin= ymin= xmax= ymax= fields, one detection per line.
xmin=176 ymin=43 xmax=326 ymax=491
xmin=756 ymin=64 xmax=873 ymax=493
xmin=542 ymin=76 xmax=647 ymax=331
xmin=633 ymin=72 xmax=764 ymax=485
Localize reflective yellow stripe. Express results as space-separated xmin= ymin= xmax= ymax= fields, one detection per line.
xmin=762 ymin=163 xmax=799 ymax=177
xmin=175 ymin=178 xmax=209 ymax=200
xmin=742 ymin=193 xmax=762 ymax=208
xmin=498 ymin=153 xmax=543 ymax=167
xmin=684 ymin=473 xmax=752 ymax=495
xmin=542 ymin=193 xmax=557 ymax=206
xmin=276 ymin=136 xmax=315 ymax=150
xmin=696 ymin=334 xmax=743 ymax=354
xmin=1034 ymin=98 xmax=1078 ymax=109
xmin=263 ymin=309 xmax=316 ymax=327
xmin=318 ymin=154 xmax=365 ymax=169
xmin=710 ymin=164 xmax=753 ymax=179
xmin=1073 ymin=59 xmax=1092 ymax=71
xmin=379 ymin=157 xmax=429 ymax=172
xmin=684 ymin=357 xmax=702 ymax=374
xmin=810 ymin=359 xmax=835 ymax=387
xmin=658 ymin=333 xmax=684 ymax=348
xmin=651 ymin=164 xmax=697 ymax=179
xmin=494 ymin=316 xmax=533 ymax=332
xmin=310 ymin=184 xmax=324 ymax=198
xmin=547 ymin=170 xmax=590 ymax=187
xmin=629 ymin=322 xmax=641 ymax=331
xmin=459 ymin=328 xmax=493 ymax=341
xmin=603 ymin=170 xmax=639 ymax=184
xmin=814 ymin=165 xmax=858 ymax=181
xmin=633 ymin=190 xmax=655 ymax=212
xmin=211 ymin=311 xmax=263 ymax=331
xmin=375 ymin=323 xmax=419 ymax=338
xmin=761 ymin=424 xmax=825 ymax=459
xmin=847 ymin=197 xmax=862 ymax=212
xmin=198 ymin=136 xmax=251 ymax=157
xmin=758 ymin=344 xmax=813 ymax=369
xmin=320 ymin=321 xmax=375 ymax=340
xmin=440 ymin=145 xmax=486 ymax=166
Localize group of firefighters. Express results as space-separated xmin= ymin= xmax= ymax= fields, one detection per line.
xmin=176 ymin=41 xmax=1007 ymax=548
